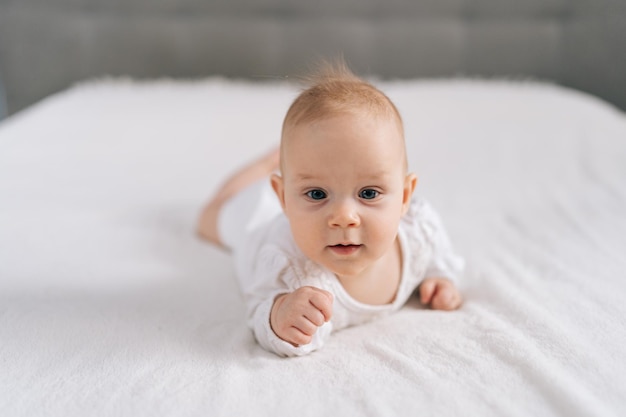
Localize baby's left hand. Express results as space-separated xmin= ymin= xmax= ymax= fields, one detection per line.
xmin=418 ymin=277 xmax=462 ymax=310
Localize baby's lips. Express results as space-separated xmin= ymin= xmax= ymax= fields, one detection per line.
xmin=330 ymin=241 xmax=360 ymax=247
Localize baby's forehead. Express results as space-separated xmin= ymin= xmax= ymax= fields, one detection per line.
xmin=281 ymin=112 xmax=408 ymax=173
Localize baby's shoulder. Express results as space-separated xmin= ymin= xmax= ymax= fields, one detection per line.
xmin=402 ymin=195 xmax=439 ymax=228
xmin=252 ymin=216 xmax=296 ymax=269
xmin=400 ymin=195 xmax=449 ymax=247
xmin=256 ymin=217 xmax=332 ymax=290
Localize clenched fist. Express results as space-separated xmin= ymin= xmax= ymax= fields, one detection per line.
xmin=270 ymin=286 xmax=334 ymax=346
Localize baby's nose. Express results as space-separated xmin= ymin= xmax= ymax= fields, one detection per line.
xmin=328 ymin=200 xmax=360 ymax=228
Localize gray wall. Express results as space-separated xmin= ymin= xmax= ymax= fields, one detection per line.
xmin=1 ymin=0 xmax=625 ymax=116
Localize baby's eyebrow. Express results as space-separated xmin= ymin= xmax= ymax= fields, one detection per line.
xmin=294 ymin=170 xmax=394 ymax=181
xmin=294 ymin=173 xmax=317 ymax=181
xmin=359 ymin=170 xmax=396 ymax=182
xmin=366 ymin=170 xmax=393 ymax=178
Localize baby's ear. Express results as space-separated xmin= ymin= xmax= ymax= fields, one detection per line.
xmin=270 ymin=173 xmax=287 ymax=211
xmin=402 ymin=173 xmax=417 ymax=214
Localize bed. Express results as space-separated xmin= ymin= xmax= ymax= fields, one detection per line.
xmin=1 ymin=76 xmax=625 ymax=416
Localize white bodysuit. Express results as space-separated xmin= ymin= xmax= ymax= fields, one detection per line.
xmin=218 ymin=179 xmax=464 ymax=357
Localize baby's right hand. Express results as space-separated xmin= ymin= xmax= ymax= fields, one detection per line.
xmin=270 ymin=286 xmax=333 ymax=346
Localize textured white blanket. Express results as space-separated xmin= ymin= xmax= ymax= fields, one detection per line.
xmin=1 ymin=78 xmax=625 ymax=416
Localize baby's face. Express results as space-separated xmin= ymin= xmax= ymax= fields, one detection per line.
xmin=272 ymin=112 xmax=415 ymax=280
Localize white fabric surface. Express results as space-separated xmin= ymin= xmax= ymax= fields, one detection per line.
xmin=1 ymin=78 xmax=625 ymax=416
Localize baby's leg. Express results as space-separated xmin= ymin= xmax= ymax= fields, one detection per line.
xmin=197 ymin=148 xmax=280 ymax=248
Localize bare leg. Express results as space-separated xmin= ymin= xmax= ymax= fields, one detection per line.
xmin=197 ymin=148 xmax=280 ymax=248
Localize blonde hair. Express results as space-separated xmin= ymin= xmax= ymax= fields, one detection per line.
xmin=281 ymin=59 xmax=404 ymax=136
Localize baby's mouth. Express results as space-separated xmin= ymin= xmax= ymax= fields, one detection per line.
xmin=328 ymin=243 xmax=362 ymax=256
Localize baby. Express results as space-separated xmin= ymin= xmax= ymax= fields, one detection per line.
xmin=197 ymin=61 xmax=463 ymax=357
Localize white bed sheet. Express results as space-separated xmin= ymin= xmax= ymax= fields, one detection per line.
xmin=1 ymin=78 xmax=625 ymax=416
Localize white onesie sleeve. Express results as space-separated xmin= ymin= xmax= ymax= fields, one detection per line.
xmin=223 ymin=179 xmax=334 ymax=357
xmin=251 ymin=296 xmax=333 ymax=357
xmin=243 ymin=244 xmax=333 ymax=357
xmin=413 ymin=198 xmax=465 ymax=284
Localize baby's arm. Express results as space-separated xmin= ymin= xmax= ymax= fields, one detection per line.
xmin=410 ymin=198 xmax=464 ymax=310
xmin=270 ymin=286 xmax=333 ymax=346
xmin=418 ymin=277 xmax=462 ymax=310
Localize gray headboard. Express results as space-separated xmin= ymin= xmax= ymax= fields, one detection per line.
xmin=1 ymin=0 xmax=625 ymax=118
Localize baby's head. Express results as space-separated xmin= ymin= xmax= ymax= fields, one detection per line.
xmin=271 ymin=61 xmax=417 ymax=280
xmin=280 ymin=60 xmax=406 ymax=172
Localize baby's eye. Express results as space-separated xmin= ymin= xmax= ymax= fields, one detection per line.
xmin=359 ymin=189 xmax=379 ymax=200
xmin=306 ymin=189 xmax=327 ymax=200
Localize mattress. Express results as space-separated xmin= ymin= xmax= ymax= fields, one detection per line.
xmin=1 ymin=78 xmax=625 ymax=416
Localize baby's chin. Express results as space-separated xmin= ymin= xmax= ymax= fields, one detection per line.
xmin=318 ymin=259 xmax=372 ymax=281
